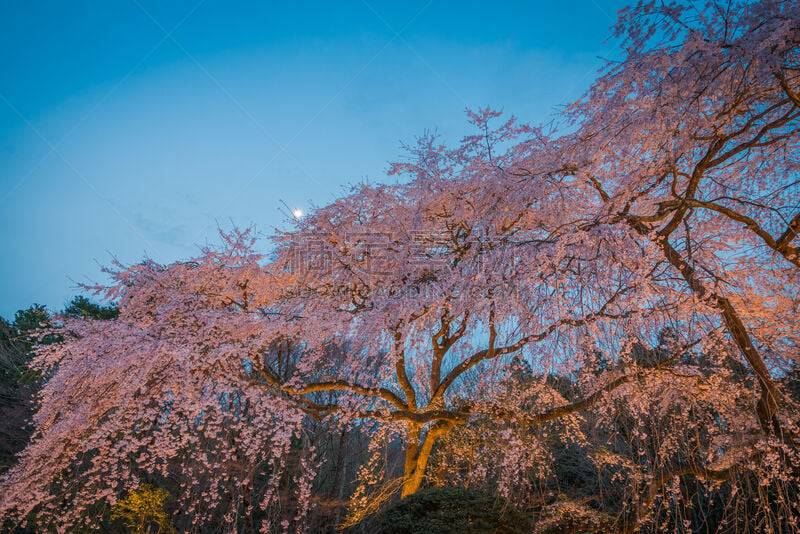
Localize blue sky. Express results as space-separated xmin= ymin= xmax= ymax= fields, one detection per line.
xmin=0 ymin=0 xmax=630 ymax=319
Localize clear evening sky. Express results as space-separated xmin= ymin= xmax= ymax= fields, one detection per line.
xmin=0 ymin=0 xmax=630 ymax=319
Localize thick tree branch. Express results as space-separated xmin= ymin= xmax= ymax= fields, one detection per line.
xmin=493 ymin=346 xmax=696 ymax=427
xmin=431 ymin=293 xmax=631 ymax=403
xmin=776 ymin=71 xmax=800 ymax=108
xmin=682 ymin=198 xmax=800 ymax=267
xmin=776 ymin=212 xmax=800 ymax=252
xmin=627 ymin=217 xmax=782 ymax=435
xmin=394 ymin=329 xmax=418 ymax=410
xmin=517 ymin=372 xmax=633 ymax=426
xmin=431 ymin=311 xmax=471 ymax=397
xmin=257 ymin=358 xmax=407 ymax=410
xmin=658 ymin=140 xmax=720 ymax=237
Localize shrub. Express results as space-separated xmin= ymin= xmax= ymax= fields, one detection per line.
xmin=110 ymin=484 xmax=175 ymax=534
xmin=376 ymin=487 xmax=531 ymax=534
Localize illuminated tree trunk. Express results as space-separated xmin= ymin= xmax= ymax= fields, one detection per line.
xmin=401 ymin=421 xmax=451 ymax=498
xmin=401 ymin=424 xmax=423 ymax=498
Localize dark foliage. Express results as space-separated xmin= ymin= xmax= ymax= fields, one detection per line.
xmin=375 ymin=487 xmax=531 ymax=534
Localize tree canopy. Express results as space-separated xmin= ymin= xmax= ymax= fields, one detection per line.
xmin=1 ymin=1 xmax=798 ymax=532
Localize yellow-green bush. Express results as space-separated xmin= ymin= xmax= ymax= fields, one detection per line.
xmin=110 ymin=484 xmax=175 ymax=534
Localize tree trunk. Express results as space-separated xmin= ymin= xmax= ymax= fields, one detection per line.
xmin=401 ymin=424 xmax=423 ymax=498
xmin=400 ymin=421 xmax=451 ymax=498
